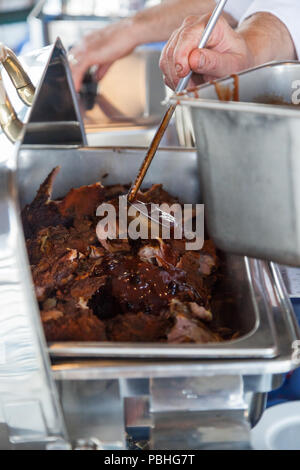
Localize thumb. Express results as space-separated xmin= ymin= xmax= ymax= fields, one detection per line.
xmin=189 ymin=48 xmax=239 ymax=78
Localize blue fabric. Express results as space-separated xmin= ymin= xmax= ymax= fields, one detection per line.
xmin=267 ymin=299 xmax=300 ymax=408
xmin=14 ymin=29 xmax=29 ymax=55
xmin=142 ymin=42 xmax=166 ymax=51
xmin=292 ymin=298 xmax=300 ymax=324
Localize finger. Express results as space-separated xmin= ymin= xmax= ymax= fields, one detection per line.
xmin=173 ymin=22 xmax=205 ymax=80
xmin=95 ymin=62 xmax=112 ymax=81
xmin=173 ymin=16 xmax=227 ymax=78
xmin=70 ymin=63 xmax=87 ymax=92
xmin=160 ymin=17 xmax=200 ymax=90
xmin=163 ymin=74 xmax=177 ymax=91
xmin=189 ymin=48 xmax=240 ymax=78
xmin=159 ymin=28 xmax=181 ymax=89
xmin=69 ymin=43 xmax=104 ymax=91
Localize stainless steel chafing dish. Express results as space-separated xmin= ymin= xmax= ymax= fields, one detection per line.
xmin=0 ymin=42 xmax=299 ymax=450
xmin=1 ymin=144 xmax=296 ymax=450
xmin=18 ymin=146 xmax=299 ymax=361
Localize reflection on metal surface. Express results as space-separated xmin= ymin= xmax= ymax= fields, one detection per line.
xmin=150 ymin=376 xmax=246 ymax=412
xmin=0 ymin=44 xmax=35 ymax=107
xmin=0 ymin=39 xmax=88 ymax=450
xmin=0 ymin=166 xmax=69 ymax=448
xmin=58 ymin=379 xmax=125 ymax=449
xmin=21 ymin=39 xmax=86 ymax=146
xmin=0 ymin=75 xmax=23 ymax=143
xmin=78 ymin=47 xmax=173 ymax=147
xmin=0 ymin=39 xmax=86 ymax=148
xmin=246 ymin=392 xmax=267 ymax=428
xmin=125 ymin=396 xmax=151 ymax=428
xmin=51 ymin=375 xmax=268 ymax=450
xmin=150 ymin=376 xmax=250 ymax=450
xmin=151 ymin=409 xmax=250 ymax=450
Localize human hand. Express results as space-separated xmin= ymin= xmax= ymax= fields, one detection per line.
xmin=159 ymin=14 xmax=254 ymax=90
xmin=69 ymin=19 xmax=140 ymax=92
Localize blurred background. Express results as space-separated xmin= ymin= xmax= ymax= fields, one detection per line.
xmin=0 ymin=0 xmax=33 ymax=53
xmin=0 ymin=0 xmax=160 ymax=53
xmin=0 ymin=0 xmax=169 ymax=147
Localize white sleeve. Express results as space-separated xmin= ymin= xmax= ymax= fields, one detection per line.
xmin=239 ymin=0 xmax=300 ymax=59
xmin=223 ymin=0 xmax=253 ymax=23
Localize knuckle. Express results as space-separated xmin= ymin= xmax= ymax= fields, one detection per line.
xmin=159 ymin=55 xmax=166 ymax=70
xmin=173 ymin=49 xmax=186 ymax=68
xmin=159 ymin=46 xmax=169 ymax=65
xmin=179 ymin=28 xmax=195 ymax=42
xmin=166 ymin=45 xmax=174 ymax=60
xmin=179 ymin=22 xmax=203 ymax=42
xmin=206 ymin=54 xmax=219 ymax=72
xmin=218 ymin=15 xmax=227 ymax=25
xmin=183 ymin=15 xmax=198 ymax=26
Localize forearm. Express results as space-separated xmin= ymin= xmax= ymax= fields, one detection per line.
xmin=238 ymin=12 xmax=297 ymax=68
xmin=131 ymin=0 xmax=236 ymax=46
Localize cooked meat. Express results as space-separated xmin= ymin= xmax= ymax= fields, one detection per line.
xmin=138 ymin=238 xmax=179 ymax=267
xmin=22 ymin=168 xmax=229 ymax=343
xmin=43 ymin=309 xmax=107 ymax=342
xmin=167 ymin=299 xmax=220 ymax=343
xmin=167 ymin=313 xmax=221 ymax=344
xmin=22 ymin=166 xmax=106 ymax=239
xmin=32 ymin=248 xmax=79 ymax=301
xmin=107 ymin=312 xmax=172 ymax=342
xmin=98 ymin=237 xmax=131 ymax=254
xmin=137 ymin=184 xmax=178 ymax=205
xmin=22 ymin=167 xmax=68 ymax=238
xmin=68 ymin=275 xmax=108 ymax=305
xmin=59 ymin=183 xmax=105 ymax=218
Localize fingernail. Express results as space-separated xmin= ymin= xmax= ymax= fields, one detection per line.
xmin=198 ymin=53 xmax=205 ymax=68
xmin=175 ymin=63 xmax=183 ymax=74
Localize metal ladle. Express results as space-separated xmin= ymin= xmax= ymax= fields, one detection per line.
xmin=127 ymin=0 xmax=228 ymax=203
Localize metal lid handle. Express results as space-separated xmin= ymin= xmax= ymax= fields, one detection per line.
xmin=0 ymin=74 xmax=23 ymax=142
xmin=0 ymin=43 xmax=35 ymax=106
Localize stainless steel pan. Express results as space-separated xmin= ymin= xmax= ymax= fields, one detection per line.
xmin=171 ymin=62 xmax=300 ymax=267
xmin=17 ymin=146 xmax=299 ymax=361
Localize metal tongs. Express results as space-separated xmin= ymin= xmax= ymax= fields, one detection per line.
xmin=127 ymin=0 xmax=228 ymax=203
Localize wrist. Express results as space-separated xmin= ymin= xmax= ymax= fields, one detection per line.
xmin=237 ymin=13 xmax=296 ymax=67
xmin=238 ymin=29 xmax=261 ymax=69
xmin=131 ymin=11 xmax=157 ymax=46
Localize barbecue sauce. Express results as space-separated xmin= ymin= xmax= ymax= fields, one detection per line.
xmin=213 ymin=74 xmax=240 ymax=102
xmin=90 ymin=255 xmax=196 ymax=319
